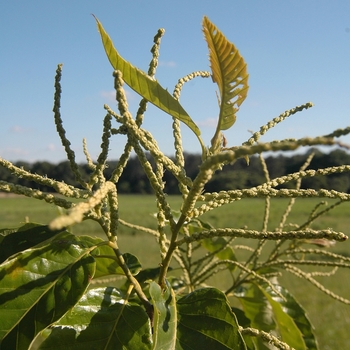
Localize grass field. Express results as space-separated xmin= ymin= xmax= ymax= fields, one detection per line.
xmin=1 ymin=194 xmax=349 ymax=349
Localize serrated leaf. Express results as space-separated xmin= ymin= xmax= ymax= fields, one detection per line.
xmin=177 ymin=288 xmax=246 ymax=349
xmin=236 ymin=283 xmax=308 ymax=350
xmin=262 ymin=284 xmax=318 ymax=350
xmin=202 ymin=16 xmax=249 ymax=149
xmin=149 ymin=280 xmax=177 ymax=350
xmin=0 ymin=223 xmax=64 ymax=264
xmin=0 ymin=232 xmax=96 ymax=349
xmin=94 ymin=16 xmax=205 ymax=153
xmin=37 ymin=287 xmax=152 ymax=350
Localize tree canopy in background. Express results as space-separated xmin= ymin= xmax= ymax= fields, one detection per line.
xmin=1 ymin=148 xmax=349 ymax=195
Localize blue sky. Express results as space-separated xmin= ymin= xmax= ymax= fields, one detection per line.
xmin=1 ymin=1 xmax=350 ymax=163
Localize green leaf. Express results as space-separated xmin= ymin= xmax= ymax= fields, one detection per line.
xmin=135 ymin=267 xmax=164 ymax=284
xmin=262 ymin=284 xmax=318 ymax=350
xmin=149 ymin=280 xmax=177 ymax=350
xmin=94 ymin=16 xmax=205 ymax=152
xmin=201 ymin=237 xmax=237 ymax=271
xmin=0 ymin=223 xmax=64 ymax=263
xmin=235 ymin=284 xmax=277 ymax=349
xmin=0 ymin=232 xmax=95 ymax=349
xmin=37 ymin=287 xmax=152 ymax=350
xmin=231 ymin=307 xmax=256 ymax=350
xmin=186 ymin=217 xmax=214 ymax=235
xmin=80 ymin=235 xmax=142 ymax=277
xmin=258 ymin=284 xmax=306 ymax=350
xmin=177 ymin=288 xmax=246 ymax=349
xmin=236 ymin=283 xmax=307 ymax=350
xmin=202 ymin=16 xmax=249 ymax=150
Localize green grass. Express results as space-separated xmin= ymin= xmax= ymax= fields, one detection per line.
xmin=1 ymin=194 xmax=350 ymax=349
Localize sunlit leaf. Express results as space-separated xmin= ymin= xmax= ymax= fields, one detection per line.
xmin=149 ymin=280 xmax=177 ymax=350
xmin=0 ymin=223 xmax=64 ymax=264
xmin=0 ymin=232 xmax=96 ymax=349
xmin=177 ymin=288 xmax=246 ymax=349
xmin=80 ymin=235 xmax=142 ymax=277
xmin=202 ymin=16 xmax=249 ymax=150
xmin=258 ymin=284 xmax=306 ymax=350
xmin=94 ymin=16 xmax=205 ymax=153
xmin=236 ymin=283 xmax=307 ymax=350
xmin=262 ymin=284 xmax=318 ymax=350
xmin=235 ymin=284 xmax=273 ymax=349
xmin=36 ymin=287 xmax=152 ymax=350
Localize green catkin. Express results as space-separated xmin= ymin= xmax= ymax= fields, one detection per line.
xmin=83 ymin=138 xmax=96 ymax=170
xmin=233 ymin=244 xmax=255 ymax=252
xmin=155 ymin=160 xmax=169 ymax=260
xmin=285 ymin=248 xmax=350 ymax=262
xmin=309 ymin=267 xmax=338 ymax=277
xmin=263 ymin=259 xmax=350 ymax=270
xmin=0 ymin=180 xmax=75 ymax=209
xmin=172 ymin=250 xmax=192 ymax=288
xmin=267 ymin=153 xmax=314 ymax=259
xmin=239 ymin=327 xmax=295 ymax=350
xmin=2 ymin=21 xmax=350 ymax=350
xmin=194 ymin=263 xmax=229 ymax=286
xmin=53 ymin=64 xmax=87 ymax=189
xmin=183 ymin=137 xmax=343 ymax=218
xmin=109 ymin=143 xmax=133 ymax=184
xmin=120 ymin=112 xmax=177 ymax=240
xmin=110 ymin=72 xmax=192 ymax=187
xmin=88 ymin=113 xmax=112 ymax=188
xmin=242 ymin=102 xmax=314 ymax=147
xmin=173 ymin=71 xmax=211 ymax=100
xmin=277 ymin=152 xmax=315 ymax=232
xmin=192 ymin=186 xmax=350 ymax=218
xmin=172 ymin=117 xmax=189 ymax=198
xmin=131 ymin=138 xmax=175 ymax=229
xmin=109 ymin=28 xmax=165 ymax=185
xmin=298 ymin=199 xmax=343 ymax=231
xmin=309 ymin=201 xmax=328 ymax=222
xmin=171 ymin=77 xmax=188 ymax=198
xmin=0 ymin=158 xmax=89 ymax=199
xmin=259 ymin=154 xmax=270 ymax=232
xmin=119 ymin=218 xmax=162 ymax=238
xmin=1 ymin=28 xmax=350 ymax=348
xmin=108 ymin=186 xmax=119 ymax=238
xmin=286 ymin=265 xmax=350 ymax=304
xmin=323 ymin=125 xmax=350 ymax=139
xmin=262 ymin=165 xmax=350 ymax=190
xmin=148 ymin=28 xmax=165 ymax=78
xmin=176 ymin=228 xmax=347 ymax=246
xmin=221 ymin=259 xmax=285 ymax=299
xmin=49 ymin=181 xmax=115 ymax=230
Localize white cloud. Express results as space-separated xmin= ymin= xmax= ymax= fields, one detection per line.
xmin=10 ymin=125 xmax=26 ymax=133
xmin=0 ymin=147 xmax=29 ymax=157
xmin=125 ymin=89 xmax=137 ymax=101
xmin=100 ymin=88 xmax=137 ymax=102
xmin=46 ymin=143 xmax=56 ymax=151
xmin=100 ymin=90 xmax=115 ymax=102
xmin=158 ymin=61 xmax=176 ymax=68
xmin=196 ymin=117 xmax=217 ymax=128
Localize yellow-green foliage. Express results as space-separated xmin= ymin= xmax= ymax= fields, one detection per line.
xmin=1 ymin=16 xmax=350 ymax=350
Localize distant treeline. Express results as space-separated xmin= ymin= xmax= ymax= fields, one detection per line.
xmin=1 ymin=149 xmax=350 ymax=194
